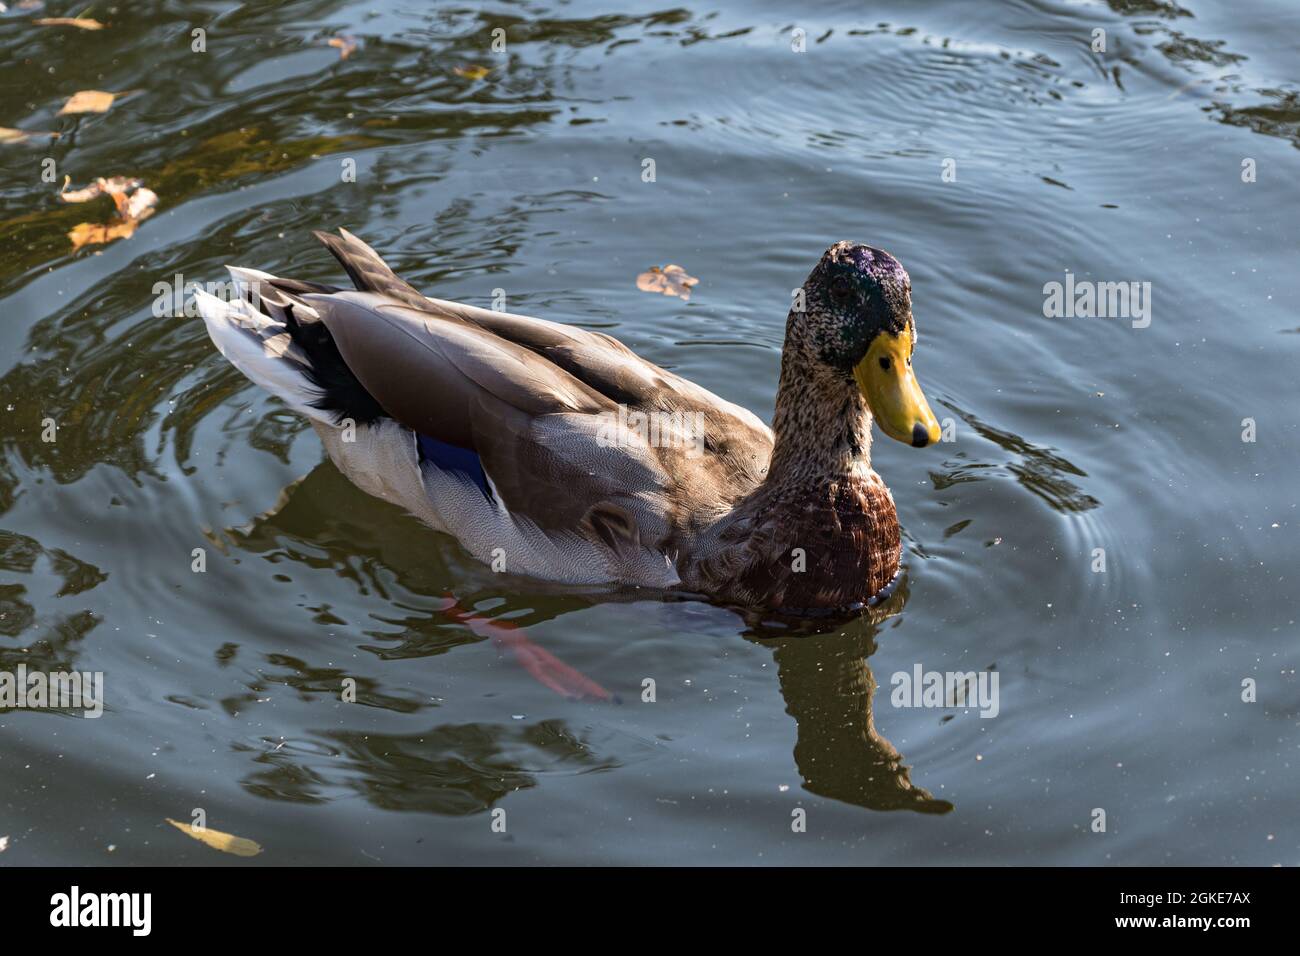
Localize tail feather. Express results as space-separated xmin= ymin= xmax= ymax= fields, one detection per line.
xmin=196 ymin=230 xmax=409 ymax=426
xmin=312 ymin=228 xmax=429 ymax=309
xmin=193 ymin=286 xmax=335 ymax=424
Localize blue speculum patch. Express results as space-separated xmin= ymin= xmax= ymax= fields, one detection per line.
xmin=417 ymin=433 xmax=493 ymax=501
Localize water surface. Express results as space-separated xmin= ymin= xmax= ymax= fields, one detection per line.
xmin=1 ymin=0 xmax=1297 ymax=865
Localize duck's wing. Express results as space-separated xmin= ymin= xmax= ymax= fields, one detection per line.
xmin=298 ymin=231 xmax=773 ymax=540
xmin=315 ymin=229 xmax=768 ymax=435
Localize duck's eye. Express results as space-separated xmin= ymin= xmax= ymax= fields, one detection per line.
xmin=879 ymin=356 xmax=891 ymax=371
xmin=829 ymin=277 xmax=853 ymax=303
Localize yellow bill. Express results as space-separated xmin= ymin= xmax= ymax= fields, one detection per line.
xmin=853 ymin=328 xmax=941 ymax=447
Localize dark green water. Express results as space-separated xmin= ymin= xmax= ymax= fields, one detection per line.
xmin=1 ymin=0 xmax=1297 ymax=865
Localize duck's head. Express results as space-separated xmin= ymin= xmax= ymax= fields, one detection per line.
xmin=797 ymin=241 xmax=942 ymax=448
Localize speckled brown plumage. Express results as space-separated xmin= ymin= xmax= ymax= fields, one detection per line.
xmin=682 ymin=473 xmax=900 ymax=609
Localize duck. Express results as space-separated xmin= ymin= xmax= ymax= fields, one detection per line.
xmin=194 ymin=230 xmax=941 ymax=612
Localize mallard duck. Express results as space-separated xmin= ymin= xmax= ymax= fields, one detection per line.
xmin=195 ymin=230 xmax=940 ymax=611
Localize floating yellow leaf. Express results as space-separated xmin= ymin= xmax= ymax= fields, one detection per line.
xmin=328 ymin=35 xmax=357 ymax=59
xmin=34 ymin=16 xmax=104 ymax=30
xmin=0 ymin=126 xmax=57 ymax=144
xmin=165 ymin=818 xmax=262 ymax=857
xmin=67 ymin=219 xmax=137 ymax=249
xmin=453 ymin=64 xmax=491 ymax=80
xmin=59 ymin=90 xmax=116 ymax=115
xmin=636 ymin=264 xmax=699 ymax=300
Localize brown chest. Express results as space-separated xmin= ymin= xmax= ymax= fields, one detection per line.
xmin=706 ymin=475 xmax=902 ymax=610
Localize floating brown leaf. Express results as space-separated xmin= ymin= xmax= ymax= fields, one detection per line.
xmin=34 ymin=16 xmax=104 ymax=30
xmin=453 ymin=64 xmax=491 ymax=80
xmin=63 ymin=176 xmax=158 ymax=250
xmin=328 ymin=35 xmax=357 ymax=59
xmin=58 ymin=90 xmax=115 ymax=115
xmin=636 ymin=264 xmax=699 ymax=300
xmin=165 ymin=818 xmax=262 ymax=857
xmin=59 ymin=174 xmax=142 ymax=203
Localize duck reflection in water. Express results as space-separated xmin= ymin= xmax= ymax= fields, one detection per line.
xmin=223 ymin=460 xmax=952 ymax=816
xmin=740 ymin=591 xmax=954 ymax=814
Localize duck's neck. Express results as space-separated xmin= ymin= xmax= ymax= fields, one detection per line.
xmin=765 ymin=321 xmax=875 ymax=489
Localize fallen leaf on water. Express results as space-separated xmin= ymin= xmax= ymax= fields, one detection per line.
xmin=453 ymin=64 xmax=491 ymax=80
xmin=0 ymin=126 xmax=57 ymax=144
xmin=59 ymin=174 xmax=141 ymax=203
xmin=34 ymin=16 xmax=104 ymax=30
xmin=116 ymin=185 xmax=158 ymax=221
xmin=636 ymin=264 xmax=699 ymax=300
xmin=328 ymin=35 xmax=357 ymax=59
xmin=165 ymin=818 xmax=262 ymax=857
xmin=58 ymin=90 xmax=116 ymax=115
xmin=63 ymin=176 xmax=158 ymax=250
xmin=67 ymin=219 xmax=137 ymax=249
xmin=0 ymin=835 xmax=9 ymax=853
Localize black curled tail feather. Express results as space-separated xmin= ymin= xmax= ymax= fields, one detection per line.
xmin=249 ymin=275 xmax=388 ymax=427
xmin=230 ymin=229 xmax=423 ymax=427
xmin=295 ymin=317 xmax=388 ymax=426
